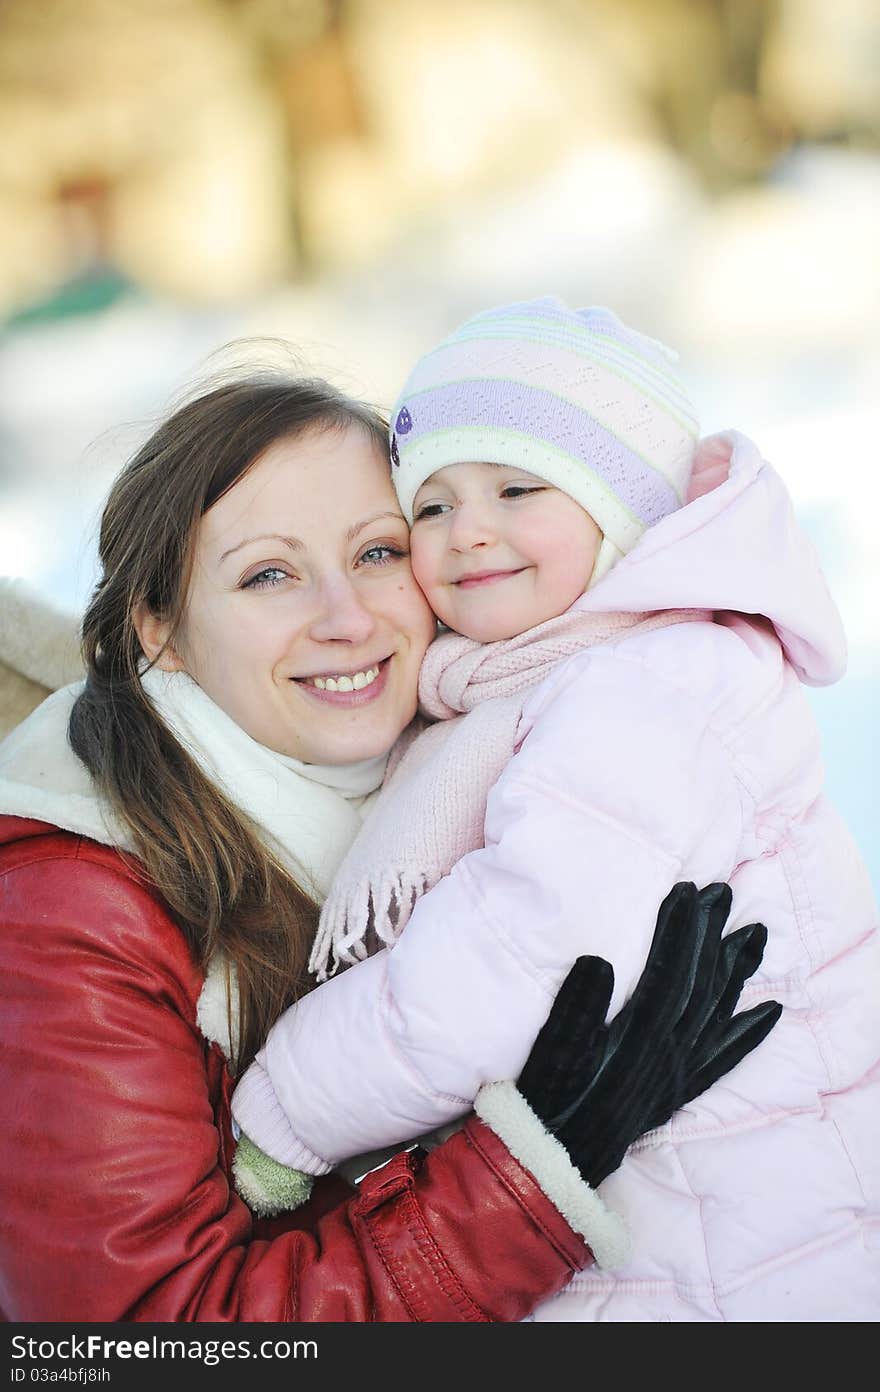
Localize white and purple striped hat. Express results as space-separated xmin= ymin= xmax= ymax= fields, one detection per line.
xmin=389 ymin=297 xmax=699 ymax=583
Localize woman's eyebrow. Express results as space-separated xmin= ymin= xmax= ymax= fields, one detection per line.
xmin=218 ymin=512 xmax=406 ymax=565
xmin=219 ymin=533 xmax=301 ymax=564
xmin=345 ymin=510 xmax=407 ymax=541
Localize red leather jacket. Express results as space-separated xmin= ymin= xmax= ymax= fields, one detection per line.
xmin=0 ymin=816 xmax=588 ymax=1322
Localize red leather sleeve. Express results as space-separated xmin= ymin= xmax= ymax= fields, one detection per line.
xmin=0 ymin=832 xmax=588 ymax=1322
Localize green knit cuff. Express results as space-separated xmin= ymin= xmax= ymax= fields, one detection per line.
xmin=232 ymin=1133 xmax=315 ymax=1217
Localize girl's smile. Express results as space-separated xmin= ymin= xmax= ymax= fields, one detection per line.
xmin=453 ymin=567 xmax=528 ymax=588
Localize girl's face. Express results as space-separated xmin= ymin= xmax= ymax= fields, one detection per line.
xmin=145 ymin=425 xmax=436 ymax=763
xmin=410 ymin=462 xmax=602 ymax=642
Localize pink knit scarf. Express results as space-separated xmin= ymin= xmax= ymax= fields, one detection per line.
xmin=309 ymin=603 xmax=708 ymax=980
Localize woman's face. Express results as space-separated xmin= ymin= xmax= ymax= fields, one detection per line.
xmin=161 ymin=425 xmax=436 ymax=764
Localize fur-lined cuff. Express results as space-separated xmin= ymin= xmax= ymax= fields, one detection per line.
xmin=232 ymin=1133 xmax=314 ymax=1217
xmin=474 ymin=1081 xmax=631 ymax=1269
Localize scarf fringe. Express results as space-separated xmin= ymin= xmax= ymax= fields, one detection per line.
xmin=309 ymin=867 xmax=433 ymax=981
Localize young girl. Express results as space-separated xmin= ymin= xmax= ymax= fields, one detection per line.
xmin=233 ymin=298 xmax=880 ymax=1320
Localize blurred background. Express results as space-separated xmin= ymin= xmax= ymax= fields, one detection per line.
xmin=0 ymin=0 xmax=877 ymax=891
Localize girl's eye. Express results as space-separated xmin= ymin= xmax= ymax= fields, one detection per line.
xmin=242 ymin=566 xmax=290 ymax=590
xmin=501 ymin=485 xmax=545 ymax=499
xmin=359 ymin=544 xmax=406 ymax=566
xmin=413 ymin=502 xmax=450 ymax=520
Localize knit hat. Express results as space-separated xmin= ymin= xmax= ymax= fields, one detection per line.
xmin=389 ymin=297 xmax=699 ymax=584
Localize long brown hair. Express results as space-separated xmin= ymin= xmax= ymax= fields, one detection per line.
xmin=69 ymin=376 xmax=388 ymax=1073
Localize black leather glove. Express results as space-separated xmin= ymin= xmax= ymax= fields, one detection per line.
xmin=516 ymin=882 xmax=782 ymax=1189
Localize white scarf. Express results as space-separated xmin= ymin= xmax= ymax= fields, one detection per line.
xmin=139 ymin=667 xmax=385 ymax=904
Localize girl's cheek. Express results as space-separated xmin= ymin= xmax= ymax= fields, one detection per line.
xmin=416 ymin=523 xmax=448 ymax=566
xmin=408 ymin=544 xmax=432 ymax=590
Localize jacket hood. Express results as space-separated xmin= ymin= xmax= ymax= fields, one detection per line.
xmin=578 ymin=431 xmax=846 ymax=687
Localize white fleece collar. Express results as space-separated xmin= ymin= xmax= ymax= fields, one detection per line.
xmin=0 ymin=683 xmax=129 ymax=848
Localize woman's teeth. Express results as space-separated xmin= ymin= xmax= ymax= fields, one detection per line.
xmin=305 ymin=666 xmax=380 ymax=692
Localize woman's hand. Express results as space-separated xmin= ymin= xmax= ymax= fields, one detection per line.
xmin=516 ymin=881 xmax=781 ymax=1189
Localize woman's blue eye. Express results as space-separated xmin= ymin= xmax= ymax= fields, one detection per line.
xmin=242 ymin=566 xmax=289 ymax=590
xmin=360 ymin=544 xmax=405 ymax=565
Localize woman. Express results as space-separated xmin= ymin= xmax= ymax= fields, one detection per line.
xmin=0 ymin=377 xmax=778 ymax=1321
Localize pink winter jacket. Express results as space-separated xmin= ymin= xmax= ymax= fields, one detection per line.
xmin=234 ymin=431 xmax=880 ymax=1320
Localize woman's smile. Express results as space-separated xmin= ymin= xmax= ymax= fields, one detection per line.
xmin=293 ymin=656 xmax=390 ymax=704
